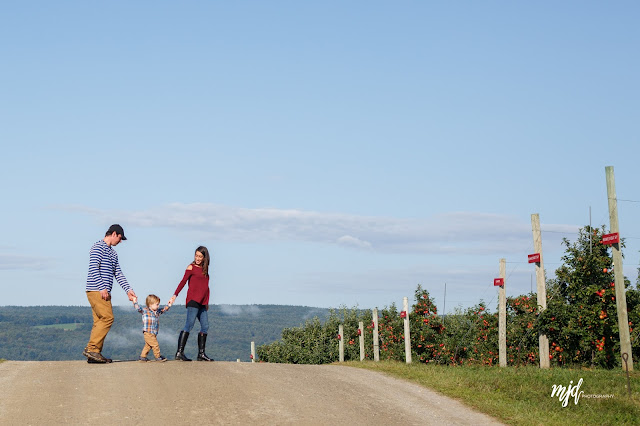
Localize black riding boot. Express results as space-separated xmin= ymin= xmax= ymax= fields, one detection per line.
xmin=197 ymin=332 xmax=214 ymax=361
xmin=175 ymin=331 xmax=192 ymax=361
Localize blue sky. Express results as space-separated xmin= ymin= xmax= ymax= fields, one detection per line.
xmin=1 ymin=1 xmax=639 ymax=312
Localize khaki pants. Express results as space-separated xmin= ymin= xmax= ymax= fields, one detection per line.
xmin=141 ymin=332 xmax=162 ymax=358
xmin=86 ymin=291 xmax=114 ymax=353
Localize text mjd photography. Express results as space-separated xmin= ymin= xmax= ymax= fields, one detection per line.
xmin=551 ymin=378 xmax=615 ymax=407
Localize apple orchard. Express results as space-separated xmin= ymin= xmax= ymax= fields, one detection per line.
xmin=258 ymin=226 xmax=640 ymax=368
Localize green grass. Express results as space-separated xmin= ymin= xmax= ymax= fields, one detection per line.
xmin=32 ymin=323 xmax=84 ymax=331
xmin=343 ymin=361 xmax=640 ymax=425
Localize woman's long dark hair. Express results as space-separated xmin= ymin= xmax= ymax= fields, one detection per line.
xmin=194 ymin=246 xmax=210 ymax=277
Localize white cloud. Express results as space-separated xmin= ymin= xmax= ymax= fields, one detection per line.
xmin=55 ymin=203 xmax=580 ymax=255
xmin=336 ymin=235 xmax=372 ymax=249
xmin=0 ymin=254 xmax=55 ymax=271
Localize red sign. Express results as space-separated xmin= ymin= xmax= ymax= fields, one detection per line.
xmin=494 ymin=278 xmax=504 ymax=287
xmin=602 ymin=233 xmax=620 ymax=245
xmin=400 ymin=311 xmax=407 ymax=318
xmin=528 ymin=253 xmax=541 ymax=263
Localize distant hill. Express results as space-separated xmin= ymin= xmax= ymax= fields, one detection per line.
xmin=0 ymin=304 xmax=329 ymax=362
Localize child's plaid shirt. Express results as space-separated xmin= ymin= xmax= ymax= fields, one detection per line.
xmin=134 ymin=303 xmax=170 ymax=335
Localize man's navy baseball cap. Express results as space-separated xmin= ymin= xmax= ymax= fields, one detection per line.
xmin=107 ymin=224 xmax=127 ymax=240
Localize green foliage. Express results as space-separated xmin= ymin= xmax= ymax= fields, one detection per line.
xmin=505 ymin=294 xmax=539 ymax=365
xmin=537 ymin=226 xmax=640 ymax=368
xmin=258 ymin=307 xmax=371 ymax=363
xmin=376 ymin=303 xmax=404 ymax=361
xmin=410 ymin=287 xmax=446 ymax=364
xmin=259 ymin=225 xmax=640 ymax=369
xmin=629 ymin=280 xmax=640 ymax=364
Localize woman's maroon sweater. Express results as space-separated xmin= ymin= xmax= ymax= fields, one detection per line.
xmin=174 ymin=264 xmax=210 ymax=308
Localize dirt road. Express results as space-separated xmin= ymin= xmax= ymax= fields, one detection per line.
xmin=0 ymin=361 xmax=502 ymax=425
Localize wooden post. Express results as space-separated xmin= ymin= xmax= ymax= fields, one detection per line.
xmin=358 ymin=321 xmax=365 ymax=361
xmin=403 ymin=296 xmax=412 ymax=364
xmin=606 ymin=166 xmax=634 ymax=371
xmin=442 ymin=282 xmax=447 ymax=326
xmin=339 ymin=324 xmax=344 ymax=362
xmin=499 ymin=258 xmax=507 ymax=367
xmin=531 ymin=214 xmax=550 ymax=369
xmin=251 ymin=341 xmax=256 ymax=363
xmin=373 ymin=308 xmax=380 ymax=362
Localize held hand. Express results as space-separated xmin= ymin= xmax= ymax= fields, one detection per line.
xmin=127 ymin=290 xmax=136 ymax=301
xmin=132 ymin=296 xmax=138 ymax=304
xmin=100 ymin=289 xmax=110 ymax=301
xmin=169 ymin=295 xmax=176 ymax=305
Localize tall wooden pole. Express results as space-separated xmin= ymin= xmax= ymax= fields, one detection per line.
xmin=443 ymin=282 xmax=447 ymax=326
xmin=403 ymin=297 xmax=412 ymax=364
xmin=605 ymin=166 xmax=633 ymax=371
xmin=532 ymin=214 xmax=550 ymax=368
xmin=358 ymin=321 xmax=365 ymax=361
xmin=372 ymin=308 xmax=380 ymax=362
xmin=339 ymin=324 xmax=344 ymax=362
xmin=499 ymin=258 xmax=507 ymax=367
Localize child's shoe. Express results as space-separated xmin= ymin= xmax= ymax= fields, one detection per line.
xmin=157 ymin=356 xmax=167 ymax=362
xmin=138 ymin=356 xmax=149 ymax=362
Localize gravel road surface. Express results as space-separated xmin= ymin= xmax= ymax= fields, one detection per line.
xmin=0 ymin=361 xmax=503 ymax=425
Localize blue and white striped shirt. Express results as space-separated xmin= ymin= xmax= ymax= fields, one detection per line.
xmin=85 ymin=240 xmax=131 ymax=293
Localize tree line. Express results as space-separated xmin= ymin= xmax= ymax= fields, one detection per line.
xmin=0 ymin=304 xmax=329 ymax=362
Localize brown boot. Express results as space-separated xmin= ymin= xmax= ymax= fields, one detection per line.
xmin=83 ymin=348 xmax=108 ymax=363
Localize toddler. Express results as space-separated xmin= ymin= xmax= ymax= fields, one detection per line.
xmin=133 ymin=294 xmax=172 ymax=362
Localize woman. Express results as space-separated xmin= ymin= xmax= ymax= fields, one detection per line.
xmin=170 ymin=246 xmax=214 ymax=361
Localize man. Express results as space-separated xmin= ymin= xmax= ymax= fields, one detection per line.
xmin=83 ymin=224 xmax=136 ymax=363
